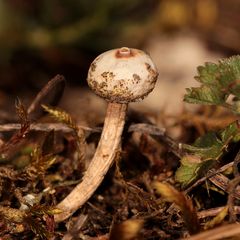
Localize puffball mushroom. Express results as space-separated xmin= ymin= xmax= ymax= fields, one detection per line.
xmin=55 ymin=47 xmax=158 ymax=222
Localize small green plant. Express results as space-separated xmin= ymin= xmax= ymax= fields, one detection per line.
xmin=176 ymin=55 xmax=240 ymax=187
xmin=184 ymin=56 xmax=240 ymax=110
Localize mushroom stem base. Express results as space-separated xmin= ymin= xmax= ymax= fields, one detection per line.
xmin=55 ymin=102 xmax=127 ymax=222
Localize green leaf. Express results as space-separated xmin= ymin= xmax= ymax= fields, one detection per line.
xmin=218 ymin=56 xmax=240 ymax=89
xmin=175 ymin=155 xmax=214 ymax=187
xmin=195 ymin=63 xmax=219 ymax=85
xmin=184 ymin=85 xmax=226 ymax=105
xmin=220 ymin=121 xmax=240 ymax=142
xmin=182 ymin=132 xmax=223 ymax=160
xmin=176 ymin=121 xmax=240 ymax=187
xmin=184 ymin=55 xmax=240 ymax=107
xmin=175 ymin=155 xmax=204 ymax=187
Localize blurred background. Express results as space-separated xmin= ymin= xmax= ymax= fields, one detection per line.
xmin=0 ymin=0 xmax=240 ymax=117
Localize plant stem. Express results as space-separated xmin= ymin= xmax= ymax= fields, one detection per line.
xmin=55 ymin=102 xmax=127 ymax=222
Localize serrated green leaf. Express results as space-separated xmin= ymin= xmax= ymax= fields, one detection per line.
xmin=182 ymin=133 xmax=223 ymax=160
xmin=220 ymin=121 xmax=240 ymax=142
xmin=183 ymin=121 xmax=240 ymax=160
xmin=184 ymin=85 xmax=226 ymax=105
xmin=176 ymin=121 xmax=240 ymax=187
xmin=175 ymin=155 xmax=202 ymax=187
xmin=195 ymin=62 xmax=219 ymax=85
xmin=185 ymin=55 xmax=240 ymax=108
xmin=218 ymin=56 xmax=240 ymax=88
xmin=175 ymin=155 xmax=214 ymax=187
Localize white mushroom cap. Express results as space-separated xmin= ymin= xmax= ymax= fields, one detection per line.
xmin=87 ymin=47 xmax=158 ymax=103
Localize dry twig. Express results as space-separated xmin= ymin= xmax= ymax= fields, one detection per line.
xmin=227 ymin=176 xmax=240 ymax=222
xmin=183 ymin=223 xmax=240 ymax=240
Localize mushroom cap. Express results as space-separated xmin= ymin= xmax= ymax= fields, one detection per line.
xmin=87 ymin=47 xmax=158 ymax=103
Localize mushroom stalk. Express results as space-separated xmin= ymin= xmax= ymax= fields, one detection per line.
xmin=55 ymin=102 xmax=127 ymax=222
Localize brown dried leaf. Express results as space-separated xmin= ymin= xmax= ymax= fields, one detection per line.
xmin=109 ymin=219 xmax=144 ymax=240
xmin=204 ymin=206 xmax=228 ymax=230
xmin=153 ymin=182 xmax=200 ymax=234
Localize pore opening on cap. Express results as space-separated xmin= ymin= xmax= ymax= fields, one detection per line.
xmin=115 ymin=47 xmax=135 ymax=58
xmin=119 ymin=47 xmax=130 ymax=55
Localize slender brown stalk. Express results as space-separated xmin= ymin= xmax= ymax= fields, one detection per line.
xmin=55 ymin=103 xmax=127 ymax=222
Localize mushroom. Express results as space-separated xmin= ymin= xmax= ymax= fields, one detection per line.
xmin=55 ymin=47 xmax=158 ymax=222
